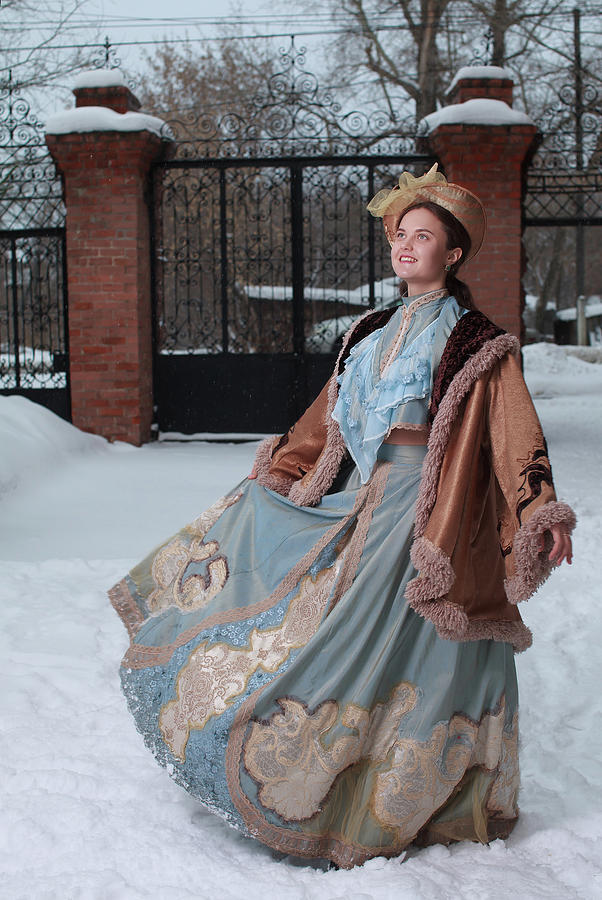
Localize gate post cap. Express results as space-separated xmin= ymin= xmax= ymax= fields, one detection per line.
xmin=73 ymin=69 xmax=141 ymax=115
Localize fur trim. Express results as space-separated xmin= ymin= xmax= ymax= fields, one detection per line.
xmin=429 ymin=311 xmax=505 ymax=423
xmin=460 ymin=618 xmax=533 ymax=652
xmin=505 ymin=500 xmax=577 ymax=604
xmin=287 ymin=435 xmax=346 ymax=506
xmin=287 ymin=370 xmax=347 ymax=505
xmin=414 ymin=332 xmax=519 ymax=536
xmin=406 ymin=536 xmax=455 ymax=603
xmin=405 ymin=593 xmax=533 ymax=652
xmin=253 ymin=436 xmax=294 ymax=496
xmin=407 ymin=596 xmax=469 ymax=637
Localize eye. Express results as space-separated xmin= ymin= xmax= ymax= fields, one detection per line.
xmin=417 ymin=233 xmax=428 ymax=240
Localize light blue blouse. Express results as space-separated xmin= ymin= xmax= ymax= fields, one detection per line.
xmin=332 ymin=293 xmax=467 ymax=483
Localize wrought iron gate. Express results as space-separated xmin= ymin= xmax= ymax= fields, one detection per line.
xmin=152 ymin=155 xmax=435 ymax=435
xmin=151 ymin=40 xmax=431 ymax=435
xmin=0 ymin=75 xmax=70 ymax=418
xmin=0 ymin=227 xmax=69 ymax=418
xmin=523 ymin=9 xmax=602 ymax=343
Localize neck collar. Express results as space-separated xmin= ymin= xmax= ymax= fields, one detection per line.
xmin=396 ymin=287 xmax=449 ymax=308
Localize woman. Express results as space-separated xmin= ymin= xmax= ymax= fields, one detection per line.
xmin=110 ymin=164 xmax=574 ymax=868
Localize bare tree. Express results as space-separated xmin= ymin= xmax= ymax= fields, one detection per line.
xmin=327 ymin=0 xmax=452 ymax=122
xmin=0 ymin=0 xmax=96 ymax=97
xmin=324 ymin=0 xmax=601 ymax=124
xmin=138 ymin=39 xmax=279 ymax=132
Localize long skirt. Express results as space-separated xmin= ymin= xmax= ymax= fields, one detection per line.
xmin=110 ymin=443 xmax=519 ymax=869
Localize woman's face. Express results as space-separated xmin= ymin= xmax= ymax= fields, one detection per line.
xmin=390 ymin=207 xmax=462 ymax=295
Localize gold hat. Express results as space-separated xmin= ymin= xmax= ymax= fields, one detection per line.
xmin=367 ymin=163 xmax=486 ymax=261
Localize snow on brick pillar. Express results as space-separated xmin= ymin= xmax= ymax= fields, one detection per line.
xmin=45 ymin=72 xmax=169 ymax=445
xmin=422 ymin=67 xmax=539 ymax=339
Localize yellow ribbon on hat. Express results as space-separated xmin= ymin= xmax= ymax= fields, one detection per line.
xmin=367 ymin=163 xmax=448 ymax=217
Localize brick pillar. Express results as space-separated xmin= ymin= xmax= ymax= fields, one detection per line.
xmin=46 ymin=81 xmax=168 ymax=444
xmin=424 ymin=70 xmax=539 ymax=339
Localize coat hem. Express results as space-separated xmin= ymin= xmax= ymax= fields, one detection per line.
xmin=406 ymin=536 xmax=455 ymax=602
xmin=405 ymin=537 xmax=533 ymax=651
xmin=406 ymin=592 xmax=533 ymax=652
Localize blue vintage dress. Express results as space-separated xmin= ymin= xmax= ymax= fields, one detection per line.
xmin=110 ymin=290 xmax=519 ymax=869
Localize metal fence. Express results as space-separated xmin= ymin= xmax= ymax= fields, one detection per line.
xmin=523 ymin=9 xmax=601 ymax=341
xmin=0 ymin=74 xmax=70 ymax=416
xmin=152 ymin=41 xmax=431 ymax=434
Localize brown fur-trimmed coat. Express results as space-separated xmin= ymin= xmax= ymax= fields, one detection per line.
xmin=253 ymin=308 xmax=576 ymax=651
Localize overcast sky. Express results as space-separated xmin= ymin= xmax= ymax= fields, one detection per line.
xmin=82 ymin=0 xmax=330 ymax=70
xmin=28 ymin=0 xmax=333 ymax=111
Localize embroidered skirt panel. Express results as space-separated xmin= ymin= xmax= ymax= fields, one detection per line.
xmin=110 ymin=444 xmax=519 ymax=868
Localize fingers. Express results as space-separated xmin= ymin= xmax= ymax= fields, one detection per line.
xmin=548 ymin=530 xmax=573 ymax=566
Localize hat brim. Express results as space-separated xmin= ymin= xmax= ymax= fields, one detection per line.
xmin=382 ymin=182 xmax=486 ymax=263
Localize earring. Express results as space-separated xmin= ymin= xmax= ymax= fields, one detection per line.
xmin=444 ymin=264 xmax=451 ymax=272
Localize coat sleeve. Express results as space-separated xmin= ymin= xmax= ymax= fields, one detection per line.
xmin=252 ymin=379 xmax=332 ymax=496
xmin=486 ymin=351 xmax=576 ymax=604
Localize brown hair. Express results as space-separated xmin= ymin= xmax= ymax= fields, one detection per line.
xmin=398 ymin=200 xmax=476 ymax=310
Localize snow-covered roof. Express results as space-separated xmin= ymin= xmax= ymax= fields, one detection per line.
xmin=447 ymin=66 xmax=513 ymax=95
xmin=556 ymin=301 xmax=602 ymax=321
xmin=244 ymin=277 xmax=398 ymax=305
xmin=421 ymin=98 xmax=534 ymax=132
xmin=73 ymin=68 xmax=127 ymax=89
xmin=45 ymin=106 xmax=166 ymax=138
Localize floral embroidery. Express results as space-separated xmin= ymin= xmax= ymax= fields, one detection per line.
xmin=487 ymin=711 xmax=519 ymax=818
xmin=159 ymin=558 xmax=344 ymax=761
xmin=372 ymin=699 xmax=517 ymax=831
xmin=243 ymin=683 xmax=417 ymax=821
xmin=242 ymin=686 xmax=517 ymax=841
xmin=147 ymin=492 xmax=241 ymax=614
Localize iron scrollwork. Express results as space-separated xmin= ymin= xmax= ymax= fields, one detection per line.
xmin=526 ymin=75 xmax=601 ymax=221
xmin=161 ymin=38 xmax=421 ymax=159
xmin=0 ymin=73 xmax=65 ymax=230
xmin=0 ymin=77 xmax=68 ymax=397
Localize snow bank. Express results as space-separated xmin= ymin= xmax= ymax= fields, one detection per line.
xmin=45 ymin=106 xmax=167 ymax=137
xmin=1 ymin=345 xmax=601 ymax=897
xmin=73 ymin=68 xmax=126 ymax=89
xmin=421 ymin=98 xmax=533 ymax=132
xmin=0 ymin=395 xmax=106 ymax=498
xmin=523 ymin=341 xmax=602 ymax=377
xmin=523 ymin=342 xmax=602 ymax=400
xmin=563 ymin=346 xmax=602 ymax=364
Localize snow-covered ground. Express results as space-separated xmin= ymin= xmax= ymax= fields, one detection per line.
xmin=1 ymin=343 xmax=601 ymax=900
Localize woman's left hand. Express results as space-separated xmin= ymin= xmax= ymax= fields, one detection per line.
xmin=547 ymin=524 xmax=573 ymax=566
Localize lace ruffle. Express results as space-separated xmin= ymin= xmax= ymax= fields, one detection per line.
xmin=333 ymin=321 xmax=436 ymax=483
xmin=332 ymin=296 xmax=467 ymax=484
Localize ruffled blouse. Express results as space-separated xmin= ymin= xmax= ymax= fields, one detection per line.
xmin=332 ymin=291 xmax=467 ymax=483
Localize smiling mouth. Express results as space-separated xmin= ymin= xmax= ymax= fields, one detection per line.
xmin=399 ymin=256 xmax=417 ymax=263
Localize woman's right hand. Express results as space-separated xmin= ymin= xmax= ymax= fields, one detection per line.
xmin=547 ymin=524 xmax=573 ymax=566
xmin=248 ymin=464 xmax=258 ymax=479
